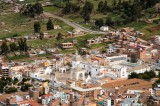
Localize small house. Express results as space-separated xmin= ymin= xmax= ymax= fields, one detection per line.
xmin=100 ymin=26 xmax=109 ymax=32
xmin=61 ymin=42 xmax=74 ymax=49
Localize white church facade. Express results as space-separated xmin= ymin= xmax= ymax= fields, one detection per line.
xmin=70 ymin=51 xmax=151 ymax=80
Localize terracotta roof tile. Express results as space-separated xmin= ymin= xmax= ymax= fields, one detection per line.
xmin=42 ymin=94 xmax=53 ymax=98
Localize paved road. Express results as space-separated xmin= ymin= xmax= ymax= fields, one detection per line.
xmin=44 ymin=12 xmax=109 ymax=34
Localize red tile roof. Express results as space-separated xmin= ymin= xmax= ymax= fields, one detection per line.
xmin=42 ymin=94 xmax=53 ymax=98
xmin=17 ymin=99 xmax=39 ymax=106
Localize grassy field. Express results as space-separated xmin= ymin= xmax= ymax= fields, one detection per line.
xmin=28 ymin=34 xmax=103 ymax=48
xmin=9 ymin=55 xmax=29 ymax=60
xmin=43 ymin=6 xmax=61 ymax=13
xmin=27 ymin=33 xmax=106 ymax=55
xmin=16 ymin=0 xmax=46 ymax=4
xmin=0 ymin=13 xmax=33 ymax=39
xmin=0 ymin=12 xmax=73 ymax=39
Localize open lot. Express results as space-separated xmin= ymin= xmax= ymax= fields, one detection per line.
xmin=0 ymin=12 xmax=73 ymax=39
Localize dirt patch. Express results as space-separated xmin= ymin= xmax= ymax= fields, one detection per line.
xmin=148 ymin=25 xmax=160 ymax=32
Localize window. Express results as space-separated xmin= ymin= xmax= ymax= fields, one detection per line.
xmin=111 ymin=100 xmax=114 ymax=105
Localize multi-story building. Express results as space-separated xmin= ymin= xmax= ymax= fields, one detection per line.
xmin=0 ymin=63 xmax=10 ymax=77
xmin=69 ymin=81 xmax=101 ymax=98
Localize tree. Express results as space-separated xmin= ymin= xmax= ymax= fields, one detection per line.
xmin=39 ymin=32 xmax=44 ymax=40
xmin=47 ymin=19 xmax=54 ymax=30
xmin=130 ymin=53 xmax=138 ymax=63
xmin=102 ymin=1 xmax=109 ymax=13
xmin=80 ymin=50 xmax=87 ymax=56
xmin=112 ymin=0 xmax=117 ymax=7
xmin=81 ymin=1 xmax=93 ymax=23
xmin=128 ymin=72 xmax=138 ymax=79
xmin=95 ymin=19 xmax=99 ymax=27
xmin=22 ymin=78 xmax=30 ymax=82
xmin=97 ymin=1 xmax=103 ymax=12
xmin=131 ymin=4 xmax=142 ymax=21
xmin=33 ymin=2 xmax=43 ymax=15
xmin=5 ymin=87 xmax=17 ymax=93
xmin=20 ymin=2 xmax=43 ymax=18
xmin=82 ymin=12 xmax=90 ymax=23
xmin=95 ymin=19 xmax=104 ymax=28
xmin=117 ymin=0 xmax=122 ymax=9
xmin=106 ymin=17 xmax=113 ymax=26
xmin=158 ymin=71 xmax=160 ymax=78
xmin=62 ymin=2 xmax=80 ymax=14
xmin=0 ymin=79 xmax=4 ymax=93
xmin=129 ymin=71 xmax=156 ymax=80
xmin=18 ymin=38 xmax=28 ymax=53
xmin=21 ymin=84 xmax=32 ymax=92
xmin=141 ymin=74 xmax=150 ymax=80
xmin=115 ymin=20 xmax=121 ymax=26
xmin=56 ymin=32 xmax=63 ymax=41
xmin=9 ymin=42 xmax=18 ymax=56
xmin=98 ymin=19 xmax=104 ymax=28
xmin=34 ymin=22 xmax=41 ymax=33
xmin=82 ymin=1 xmax=93 ymax=14
xmin=62 ymin=2 xmax=71 ymax=14
xmin=147 ymin=70 xmax=156 ymax=78
xmin=13 ymin=34 xmax=18 ymax=37
xmin=13 ymin=78 xmax=19 ymax=84
xmin=20 ymin=4 xmax=35 ymax=17
xmin=1 ymin=42 xmax=9 ymax=59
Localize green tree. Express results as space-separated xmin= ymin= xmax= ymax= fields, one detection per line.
xmin=131 ymin=4 xmax=142 ymax=21
xmin=56 ymin=32 xmax=63 ymax=41
xmin=112 ymin=0 xmax=117 ymax=7
xmin=0 ymin=79 xmax=4 ymax=93
xmin=82 ymin=1 xmax=93 ymax=14
xmin=47 ymin=19 xmax=54 ymax=30
xmin=13 ymin=34 xmax=18 ymax=37
xmin=18 ymin=38 xmax=28 ymax=53
xmin=13 ymin=78 xmax=19 ymax=84
xmin=115 ymin=20 xmax=121 ymax=26
xmin=62 ymin=2 xmax=80 ymax=14
xmin=158 ymin=71 xmax=160 ymax=78
xmin=39 ymin=32 xmax=44 ymax=40
xmin=62 ymin=2 xmax=71 ymax=14
xmin=22 ymin=78 xmax=30 ymax=82
xmin=130 ymin=53 xmax=138 ymax=63
xmin=147 ymin=71 xmax=156 ymax=78
xmin=106 ymin=17 xmax=113 ymax=26
xmin=21 ymin=84 xmax=32 ymax=92
xmin=128 ymin=72 xmax=138 ymax=79
xmin=20 ymin=2 xmax=43 ymax=18
xmin=97 ymin=1 xmax=103 ymax=12
xmin=33 ymin=2 xmax=43 ymax=15
xmin=9 ymin=42 xmax=18 ymax=56
xmin=34 ymin=22 xmax=41 ymax=33
xmin=5 ymin=87 xmax=17 ymax=93
xmin=95 ymin=19 xmax=99 ymax=27
xmin=1 ymin=42 xmax=9 ymax=59
xmin=141 ymin=74 xmax=150 ymax=80
xmin=95 ymin=19 xmax=104 ymax=28
xmin=102 ymin=1 xmax=109 ymax=13
xmin=81 ymin=1 xmax=93 ymax=23
xmin=118 ymin=0 xmax=122 ymax=9
xmin=82 ymin=12 xmax=91 ymax=23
